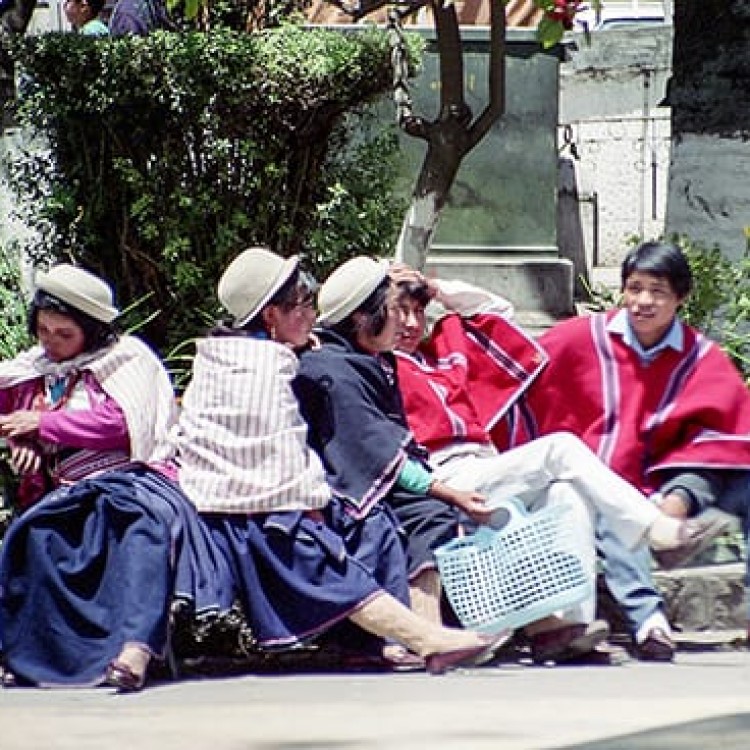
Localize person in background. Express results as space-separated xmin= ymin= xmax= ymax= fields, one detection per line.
xmin=108 ymin=0 xmax=173 ymax=36
xmin=524 ymin=241 xmax=747 ymax=660
xmin=0 ymin=263 xmax=232 ymax=691
xmin=172 ymin=247 xmax=506 ymax=675
xmin=63 ymin=0 xmax=108 ymax=35
xmin=391 ymin=263 xmax=726 ymax=663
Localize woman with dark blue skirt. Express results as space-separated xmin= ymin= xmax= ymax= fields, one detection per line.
xmin=0 ymin=465 xmax=232 ymax=687
xmin=0 ymin=264 xmax=233 ymax=690
xmin=173 ymin=247 xmax=505 ymax=673
xmin=293 ymin=257 xmax=499 ymax=623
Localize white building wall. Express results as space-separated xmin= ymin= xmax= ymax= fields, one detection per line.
xmin=575 ymin=0 xmax=671 ymax=30
xmin=1 ymin=1 xmax=67 ymax=255
xmin=22 ymin=0 xmax=70 ymax=33
xmin=558 ymin=24 xmax=673 ymax=280
xmin=0 ymin=131 xmax=39 ymax=292
xmin=561 ymin=111 xmax=671 ymax=268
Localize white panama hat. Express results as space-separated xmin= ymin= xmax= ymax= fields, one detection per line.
xmin=218 ymin=247 xmax=299 ymax=327
xmin=34 ymin=263 xmax=119 ymax=323
xmin=317 ymin=256 xmax=388 ymax=326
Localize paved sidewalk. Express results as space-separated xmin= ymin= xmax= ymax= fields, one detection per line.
xmin=1 ymin=650 xmax=748 ymax=749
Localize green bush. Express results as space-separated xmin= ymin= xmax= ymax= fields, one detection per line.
xmin=5 ymin=26 xmax=417 ymax=359
xmin=674 ymin=234 xmax=750 ymax=381
xmin=0 ymin=241 xmax=33 ymax=361
xmin=0 ymin=242 xmax=28 ymax=528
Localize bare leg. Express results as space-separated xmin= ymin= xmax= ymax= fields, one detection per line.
xmin=409 ymin=569 xmax=443 ymax=625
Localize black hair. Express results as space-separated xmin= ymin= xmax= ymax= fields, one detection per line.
xmin=86 ymin=0 xmax=105 ymax=15
xmin=328 ymin=277 xmax=391 ymax=341
xmin=396 ymin=278 xmax=431 ymax=309
xmin=621 ymin=241 xmax=693 ymax=298
xmin=28 ymin=290 xmax=118 ymax=353
xmin=212 ymin=266 xmax=318 ymax=337
xmin=272 ymin=268 xmax=318 ymax=312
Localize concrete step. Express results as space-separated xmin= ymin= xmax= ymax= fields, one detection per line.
xmin=425 ymin=251 xmax=576 ymax=320
xmin=599 ymin=562 xmax=747 ymax=641
xmin=515 ymin=309 xmax=571 ymax=338
xmin=656 ymin=562 xmax=747 ymax=634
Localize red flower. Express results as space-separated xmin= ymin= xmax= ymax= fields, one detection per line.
xmin=544 ymin=0 xmax=580 ymax=30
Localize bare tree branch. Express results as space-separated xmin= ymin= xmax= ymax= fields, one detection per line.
xmin=468 ymin=0 xmax=506 ymax=148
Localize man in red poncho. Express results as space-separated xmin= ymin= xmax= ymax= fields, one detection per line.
xmin=524 ymin=241 xmax=750 ymax=661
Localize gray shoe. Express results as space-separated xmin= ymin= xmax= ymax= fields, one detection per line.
xmin=652 ymin=510 xmax=733 ymax=570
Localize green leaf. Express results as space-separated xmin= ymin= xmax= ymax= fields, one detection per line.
xmin=537 ymin=16 xmax=565 ymax=49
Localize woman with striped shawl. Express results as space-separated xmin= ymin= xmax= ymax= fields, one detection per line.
xmin=173 ymin=247 xmax=507 ymax=675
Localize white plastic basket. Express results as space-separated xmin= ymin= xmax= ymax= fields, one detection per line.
xmin=434 ymin=497 xmax=593 ymax=634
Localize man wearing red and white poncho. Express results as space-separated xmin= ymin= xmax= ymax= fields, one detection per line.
xmin=525 ymin=241 xmax=750 ymax=660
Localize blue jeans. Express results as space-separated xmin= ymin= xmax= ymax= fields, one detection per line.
xmin=599 ymin=469 xmax=750 ymax=632
xmin=596 ymin=514 xmax=665 ymax=637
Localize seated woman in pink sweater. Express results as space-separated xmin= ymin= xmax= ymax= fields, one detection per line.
xmin=0 ymin=264 xmax=231 ymax=691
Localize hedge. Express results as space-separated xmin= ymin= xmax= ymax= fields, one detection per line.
xmin=5 ymin=24 xmax=419 ymax=362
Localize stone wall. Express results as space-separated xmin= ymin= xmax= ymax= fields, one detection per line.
xmin=655 ymin=563 xmax=747 ymax=635
xmin=666 ymin=133 xmax=750 ymax=261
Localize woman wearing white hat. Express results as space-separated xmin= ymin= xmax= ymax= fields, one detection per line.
xmin=296 ymin=257 xmax=500 ymax=591
xmin=0 ymin=263 xmax=232 ymax=691
xmin=173 ymin=247 xmax=506 ymax=674
xmin=297 ymin=256 xmax=730 ymax=666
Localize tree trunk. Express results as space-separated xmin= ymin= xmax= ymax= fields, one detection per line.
xmin=395 ymin=0 xmax=505 ymax=270
xmin=665 ymin=1 xmax=750 ymax=257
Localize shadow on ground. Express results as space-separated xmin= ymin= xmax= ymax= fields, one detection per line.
xmin=558 ymin=714 xmax=750 ymax=749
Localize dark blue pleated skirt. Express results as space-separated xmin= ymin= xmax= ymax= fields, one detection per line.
xmin=201 ymin=498 xmax=409 ymax=649
xmin=0 ymin=465 xmax=234 ymax=687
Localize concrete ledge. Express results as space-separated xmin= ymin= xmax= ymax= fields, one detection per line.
xmin=599 ymin=562 xmax=747 ymax=642
xmin=425 ymin=254 xmax=576 ymax=318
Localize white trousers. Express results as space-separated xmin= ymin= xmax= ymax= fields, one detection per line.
xmin=430 ymin=432 xmax=662 ymax=623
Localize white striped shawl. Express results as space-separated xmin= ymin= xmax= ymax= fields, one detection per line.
xmin=0 ymin=335 xmax=177 ymax=464
xmin=175 ymin=336 xmax=331 ymax=514
xmin=86 ymin=335 xmax=177 ymax=463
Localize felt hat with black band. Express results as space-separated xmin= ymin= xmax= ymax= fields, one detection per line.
xmin=34 ymin=264 xmax=119 ymax=323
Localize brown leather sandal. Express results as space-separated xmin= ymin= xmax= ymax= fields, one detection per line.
xmin=105 ymin=660 xmax=147 ymax=692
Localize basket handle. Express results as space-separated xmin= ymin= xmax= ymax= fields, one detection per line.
xmin=435 ymin=525 xmax=499 ymax=557
xmin=485 ymin=496 xmax=527 ymax=531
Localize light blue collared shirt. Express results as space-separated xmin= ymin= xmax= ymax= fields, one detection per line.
xmin=607 ymin=309 xmax=683 ymax=364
